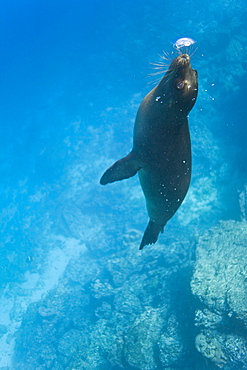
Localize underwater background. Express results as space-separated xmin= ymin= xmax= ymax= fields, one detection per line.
xmin=0 ymin=0 xmax=246 ymax=369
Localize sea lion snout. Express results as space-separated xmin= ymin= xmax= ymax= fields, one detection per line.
xmin=171 ymin=54 xmax=190 ymax=69
xmin=179 ymin=54 xmax=190 ymax=62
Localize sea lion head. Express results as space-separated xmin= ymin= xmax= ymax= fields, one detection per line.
xmin=160 ymin=54 xmax=198 ymax=115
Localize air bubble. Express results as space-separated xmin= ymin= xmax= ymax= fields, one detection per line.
xmin=173 ymin=37 xmax=197 ymax=56
xmin=173 ymin=37 xmax=196 ymax=50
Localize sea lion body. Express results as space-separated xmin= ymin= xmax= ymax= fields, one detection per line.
xmin=100 ymin=54 xmax=198 ymax=249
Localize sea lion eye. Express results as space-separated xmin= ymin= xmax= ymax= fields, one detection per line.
xmin=177 ymin=81 xmax=184 ymax=89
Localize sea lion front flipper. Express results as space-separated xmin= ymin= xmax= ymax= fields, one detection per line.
xmin=139 ymin=221 xmax=165 ymax=250
xmin=100 ymin=151 xmax=141 ymax=185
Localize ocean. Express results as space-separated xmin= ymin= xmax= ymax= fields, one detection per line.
xmin=0 ymin=0 xmax=246 ymax=369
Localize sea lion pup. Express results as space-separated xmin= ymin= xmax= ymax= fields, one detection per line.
xmin=100 ymin=53 xmax=198 ymax=249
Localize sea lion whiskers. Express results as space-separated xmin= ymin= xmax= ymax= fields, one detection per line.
xmin=174 ymin=44 xmax=198 ymax=58
xmin=148 ymin=70 xmax=174 ymax=87
xmin=159 ymin=50 xmax=171 ymax=61
xmin=188 ymin=46 xmax=198 ymax=58
xmin=157 ymin=68 xmax=176 ymax=87
xmin=150 ymin=62 xmax=169 ymax=68
xmin=149 ymin=60 xmax=169 ymax=74
xmin=147 ymin=52 xmax=190 ymax=90
xmin=148 ymin=50 xmax=171 ymax=76
xmin=148 ymin=68 xmax=168 ymax=76
xmin=148 ymin=62 xmax=172 ymax=85
xmin=147 ymin=77 xmax=164 ymax=86
xmin=147 ymin=66 xmax=173 ymax=86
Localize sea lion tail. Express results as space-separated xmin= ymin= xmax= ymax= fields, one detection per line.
xmin=100 ymin=151 xmax=140 ymax=185
xmin=139 ymin=221 xmax=165 ymax=250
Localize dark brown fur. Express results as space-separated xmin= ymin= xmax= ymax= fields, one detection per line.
xmin=100 ymin=54 xmax=198 ymax=249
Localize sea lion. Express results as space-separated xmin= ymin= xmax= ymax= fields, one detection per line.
xmin=100 ymin=53 xmax=198 ymax=249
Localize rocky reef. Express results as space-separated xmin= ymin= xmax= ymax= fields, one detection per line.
xmin=191 ymin=220 xmax=247 ymax=369
xmin=13 ymin=236 xmax=198 ymax=370
xmin=12 ymin=220 xmax=247 ymax=369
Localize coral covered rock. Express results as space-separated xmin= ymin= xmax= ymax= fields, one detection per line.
xmin=191 ymin=220 xmax=247 ymax=368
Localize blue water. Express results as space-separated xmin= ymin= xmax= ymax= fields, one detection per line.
xmin=0 ymin=0 xmax=246 ymax=369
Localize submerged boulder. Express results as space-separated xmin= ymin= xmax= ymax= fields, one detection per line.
xmin=191 ymin=220 xmax=247 ymax=368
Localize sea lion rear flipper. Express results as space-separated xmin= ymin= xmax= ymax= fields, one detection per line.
xmin=139 ymin=221 xmax=165 ymax=250
xmin=100 ymin=152 xmax=141 ymax=185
